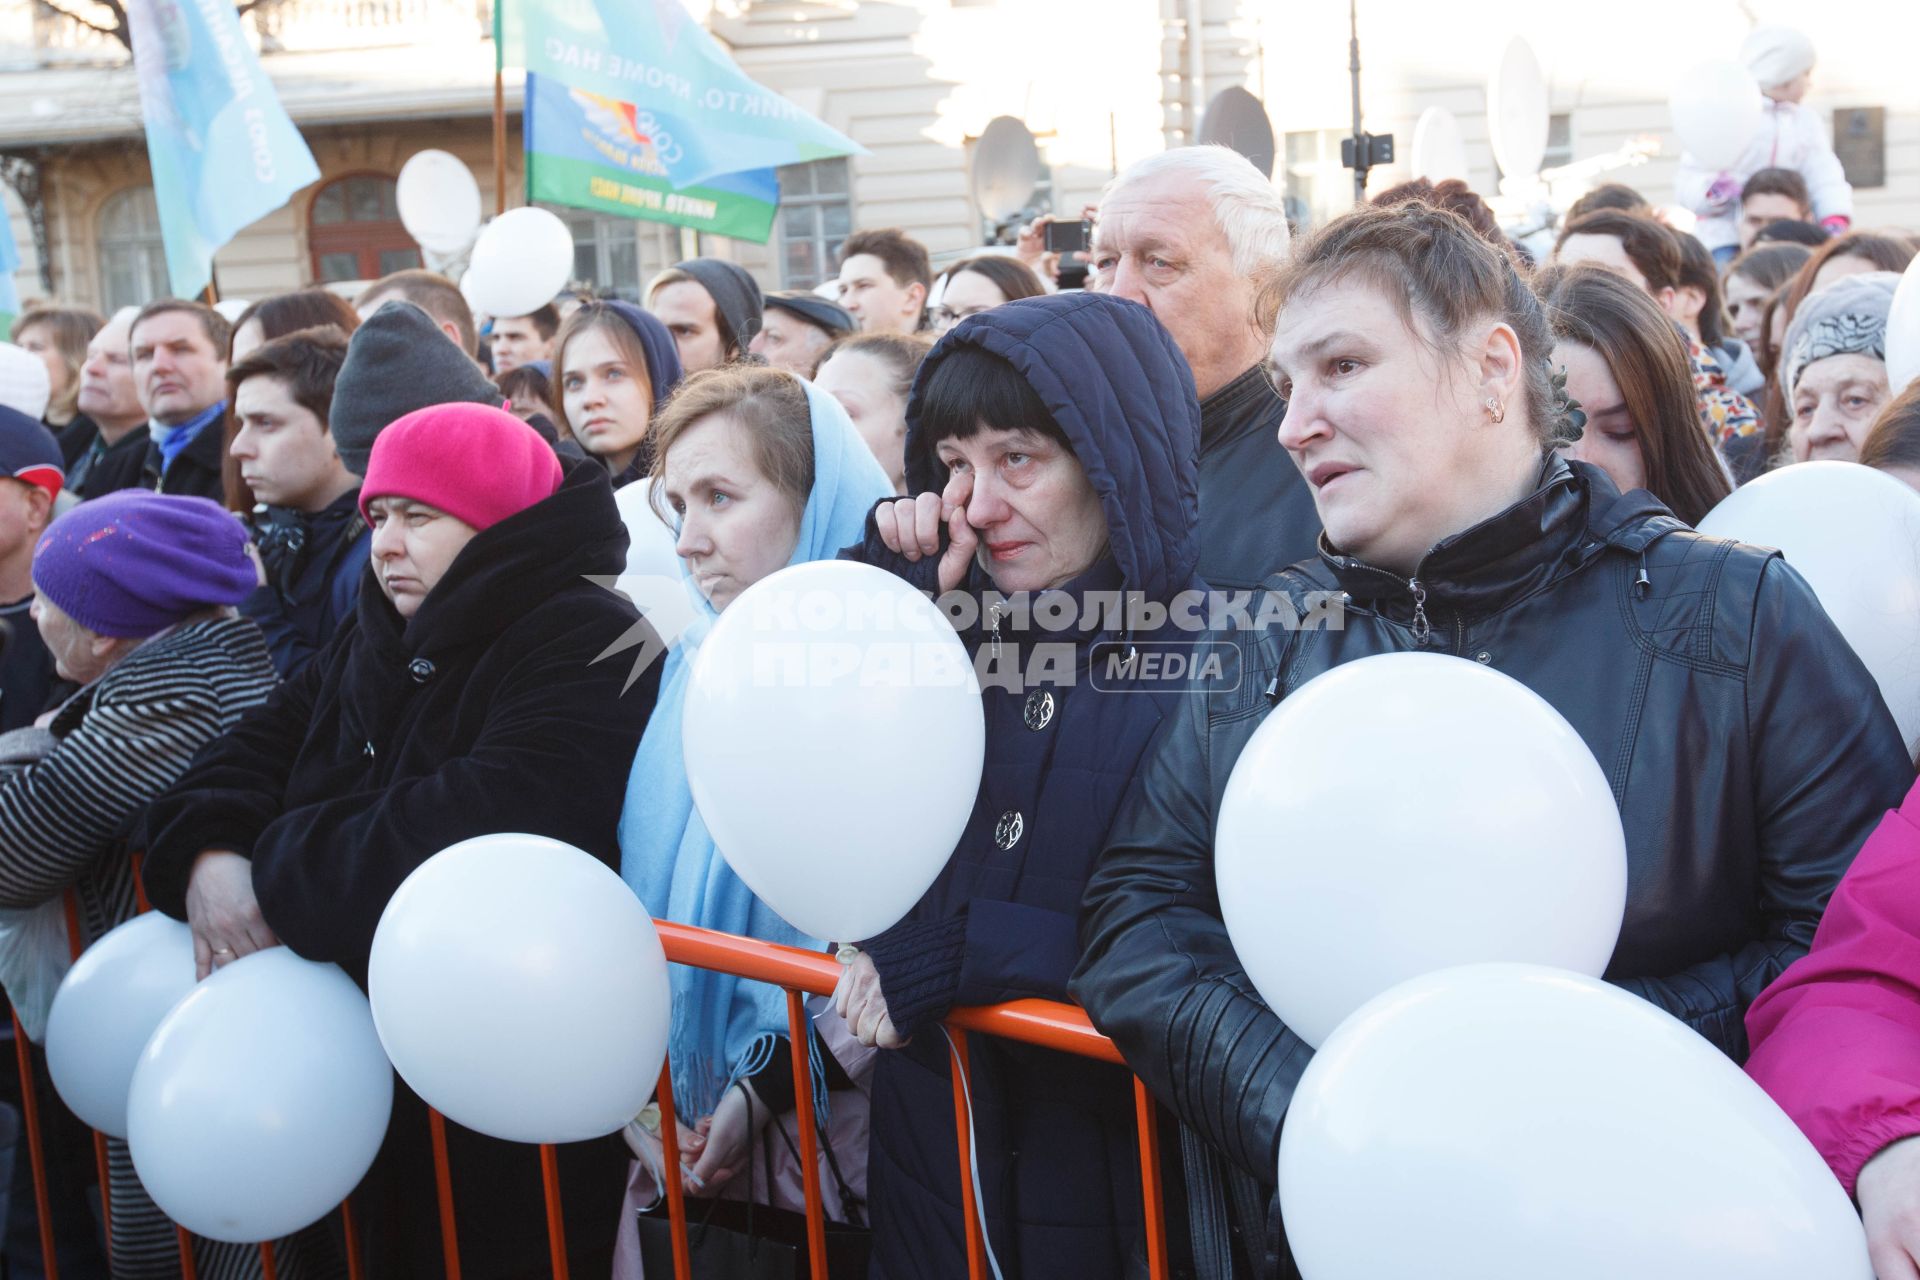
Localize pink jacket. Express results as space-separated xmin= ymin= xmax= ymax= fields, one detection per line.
xmin=1748 ymin=773 xmax=1920 ymax=1193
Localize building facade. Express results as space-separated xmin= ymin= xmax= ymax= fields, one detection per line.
xmin=2 ymin=0 xmax=1915 ymax=314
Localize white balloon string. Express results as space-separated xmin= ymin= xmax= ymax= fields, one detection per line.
xmin=942 ymin=1026 xmax=1005 ymax=1280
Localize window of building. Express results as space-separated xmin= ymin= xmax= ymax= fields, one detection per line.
xmin=309 ymin=174 xmax=421 ymax=284
xmin=775 ymin=157 xmax=852 ymax=289
xmin=97 ymin=186 xmax=169 ymax=311
xmin=544 ymin=206 xmax=682 ymax=301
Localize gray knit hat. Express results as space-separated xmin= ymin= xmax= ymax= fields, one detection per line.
xmin=329 ymin=300 xmax=503 ymax=475
xmin=670 ymin=258 xmax=764 ymax=359
xmin=1779 ymin=272 xmax=1901 ymax=400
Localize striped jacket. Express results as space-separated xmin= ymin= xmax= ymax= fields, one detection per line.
xmin=0 ymin=614 xmax=277 ymax=943
xmin=0 ymin=614 xmax=341 ymax=1280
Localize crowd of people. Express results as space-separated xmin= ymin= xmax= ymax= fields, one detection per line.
xmin=0 ymin=23 xmax=1918 ymax=1276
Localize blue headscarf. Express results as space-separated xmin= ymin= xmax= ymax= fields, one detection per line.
xmin=619 ymin=376 xmax=892 ymax=1121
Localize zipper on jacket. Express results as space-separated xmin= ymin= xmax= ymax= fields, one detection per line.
xmin=1407 ymin=578 xmax=1431 ymax=647
xmin=1635 ymin=551 xmax=1651 ymax=599
xmin=988 ymin=602 xmax=1003 ymax=661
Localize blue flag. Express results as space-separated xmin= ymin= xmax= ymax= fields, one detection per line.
xmin=0 ymin=199 xmax=20 ymax=339
xmin=525 ymin=72 xmax=781 ymax=243
xmin=499 ymin=0 xmax=862 ymax=190
xmin=127 ymin=0 xmax=320 ymax=298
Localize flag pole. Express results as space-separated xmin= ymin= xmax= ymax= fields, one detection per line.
xmin=493 ymin=68 xmax=507 ymax=213
xmin=492 ymin=0 xmax=507 ymax=213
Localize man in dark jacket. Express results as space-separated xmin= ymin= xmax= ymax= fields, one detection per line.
xmin=86 ymin=300 xmax=231 ymax=501
xmin=1093 ymin=146 xmax=1320 ymax=589
xmin=62 ymin=307 xmax=151 ymax=499
xmin=1071 ymin=456 xmax=1914 ymax=1275
xmin=228 ymin=325 xmax=365 ymax=677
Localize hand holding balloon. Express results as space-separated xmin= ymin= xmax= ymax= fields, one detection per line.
xmin=832 ymin=951 xmax=907 ymax=1049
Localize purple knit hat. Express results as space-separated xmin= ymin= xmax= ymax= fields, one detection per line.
xmin=32 ymin=491 xmax=259 ymax=638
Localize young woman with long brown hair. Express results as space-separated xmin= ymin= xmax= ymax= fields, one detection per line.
xmin=1534 ymin=262 xmax=1734 ymax=521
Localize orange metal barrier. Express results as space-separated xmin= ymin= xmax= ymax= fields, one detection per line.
xmin=11 ymin=907 xmax=1171 ymax=1280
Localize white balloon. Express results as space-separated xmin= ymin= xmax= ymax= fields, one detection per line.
xmin=127 ymin=949 xmax=392 ymax=1244
xmin=1487 ymin=37 xmax=1549 ymax=180
xmin=397 ymin=150 xmax=484 ymax=255
xmin=1412 ymin=108 xmax=1469 ymax=183
xmin=1671 ymin=61 xmax=1764 ymax=172
xmin=1280 ymin=964 xmax=1872 ymax=1280
xmin=683 ymin=560 xmax=985 ymax=942
xmin=211 ymin=298 xmax=251 ymax=322
xmin=463 ymin=207 xmax=574 ymax=320
xmin=1888 ymin=255 xmax=1920 ymax=394
xmin=613 ymin=479 xmax=701 ymax=651
xmin=1698 ymin=462 xmax=1920 ymax=756
xmin=1216 ymin=653 xmax=1626 ymax=1048
xmin=368 ymin=834 xmax=670 ymax=1145
xmin=45 ymin=913 xmax=196 ymax=1139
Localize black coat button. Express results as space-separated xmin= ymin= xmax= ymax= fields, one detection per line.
xmin=408 ymin=658 xmax=436 ymax=684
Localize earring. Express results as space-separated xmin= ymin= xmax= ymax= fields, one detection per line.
xmin=1486 ymin=396 xmax=1506 ymax=424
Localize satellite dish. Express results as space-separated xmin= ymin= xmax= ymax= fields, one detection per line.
xmin=1487 ymin=37 xmax=1549 ymax=180
xmin=969 ymin=117 xmax=1042 ymax=224
xmin=1411 ymin=108 xmax=1469 ymax=183
xmin=1198 ymin=86 xmax=1277 ymax=178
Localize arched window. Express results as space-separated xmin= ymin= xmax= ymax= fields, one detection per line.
xmin=97 ymin=186 xmax=169 ymax=310
xmin=309 ymin=174 xmax=422 ymax=284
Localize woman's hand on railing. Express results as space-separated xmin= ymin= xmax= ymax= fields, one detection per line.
xmin=184 ymin=849 xmax=280 ymax=980
xmin=832 ymin=950 xmax=909 ymax=1049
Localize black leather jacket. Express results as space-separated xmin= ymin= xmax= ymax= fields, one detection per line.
xmin=1071 ymin=456 xmax=1913 ymax=1190
xmin=1197 ymin=367 xmax=1320 ymax=590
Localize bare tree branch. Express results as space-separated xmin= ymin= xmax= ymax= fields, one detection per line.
xmin=37 ymin=0 xmax=126 ymax=44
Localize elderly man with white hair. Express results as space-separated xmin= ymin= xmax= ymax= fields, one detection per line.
xmin=1091 ymin=144 xmax=1320 ymax=590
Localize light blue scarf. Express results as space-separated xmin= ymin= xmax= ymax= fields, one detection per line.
xmin=618 ymin=377 xmax=893 ymax=1121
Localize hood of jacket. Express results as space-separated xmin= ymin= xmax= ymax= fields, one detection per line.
xmin=360 ymin=458 xmax=628 ymax=662
xmin=902 ymin=292 xmax=1201 ymax=605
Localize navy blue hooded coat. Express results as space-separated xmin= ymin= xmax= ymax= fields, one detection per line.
xmin=844 ymin=292 xmax=1204 ymax=1278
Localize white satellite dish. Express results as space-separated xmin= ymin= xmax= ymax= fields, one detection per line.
xmin=1199 ymin=86 xmax=1278 ymax=178
xmin=969 ymin=117 xmax=1042 ymax=224
xmin=1411 ymin=108 xmax=1469 ymax=183
xmin=1487 ymin=37 xmax=1549 ymax=181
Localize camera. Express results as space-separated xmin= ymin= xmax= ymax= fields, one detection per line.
xmin=1044 ymin=219 xmax=1091 ymax=254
